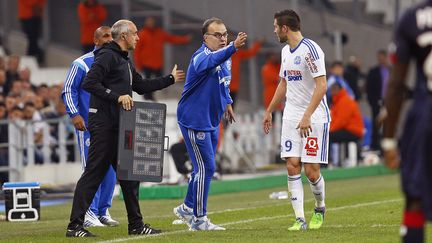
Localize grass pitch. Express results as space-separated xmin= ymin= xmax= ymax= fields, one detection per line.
xmin=1 ymin=174 xmax=431 ymax=242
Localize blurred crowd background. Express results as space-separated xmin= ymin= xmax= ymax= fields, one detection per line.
xmin=0 ymin=0 xmax=421 ymax=185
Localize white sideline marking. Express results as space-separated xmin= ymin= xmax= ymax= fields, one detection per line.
xmin=223 ymin=224 xmax=400 ymax=230
xmin=134 ymin=199 xmax=313 ymax=221
xmin=97 ymin=198 xmax=401 ymax=243
xmin=209 ymin=198 xmax=313 ymax=215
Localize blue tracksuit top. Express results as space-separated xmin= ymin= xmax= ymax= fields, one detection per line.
xmin=61 ymin=51 xmax=94 ymax=124
xmin=177 ymin=42 xmax=236 ymax=131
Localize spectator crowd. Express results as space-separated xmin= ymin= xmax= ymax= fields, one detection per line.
xmin=0 ymin=0 xmax=397 ymax=186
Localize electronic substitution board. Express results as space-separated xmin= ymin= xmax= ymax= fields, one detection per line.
xmin=117 ymin=101 xmax=167 ymax=182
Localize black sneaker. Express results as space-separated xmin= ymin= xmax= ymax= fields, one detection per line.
xmin=128 ymin=223 xmax=161 ymax=235
xmin=66 ymin=227 xmax=97 ymax=237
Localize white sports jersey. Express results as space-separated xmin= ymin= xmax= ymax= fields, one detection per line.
xmin=279 ymin=38 xmax=331 ymax=123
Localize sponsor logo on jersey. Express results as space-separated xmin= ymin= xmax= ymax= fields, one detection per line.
xmin=305 ymin=137 xmax=319 ymax=156
xmin=284 ymin=70 xmax=303 ymax=81
xmin=294 ymin=56 xmax=301 ymax=65
xmin=305 ymin=53 xmax=318 ymax=73
xmin=219 ymin=76 xmax=231 ymax=86
xmin=226 ymin=60 xmax=232 ymax=70
xmin=196 ymin=132 xmax=206 ymax=140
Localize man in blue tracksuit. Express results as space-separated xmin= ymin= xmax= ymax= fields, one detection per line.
xmin=62 ymin=26 xmax=119 ymax=227
xmin=173 ymin=17 xmax=247 ymax=231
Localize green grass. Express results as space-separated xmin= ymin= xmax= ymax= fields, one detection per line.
xmin=1 ymin=174 xmax=431 ymax=242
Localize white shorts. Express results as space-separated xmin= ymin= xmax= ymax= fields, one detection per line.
xmin=280 ymin=120 xmax=329 ymax=164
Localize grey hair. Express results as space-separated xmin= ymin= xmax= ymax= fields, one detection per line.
xmin=111 ymin=19 xmax=133 ymax=40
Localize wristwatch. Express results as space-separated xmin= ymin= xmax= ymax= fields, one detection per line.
xmin=381 ymin=138 xmax=397 ymax=151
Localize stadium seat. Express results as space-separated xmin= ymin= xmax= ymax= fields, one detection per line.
xmin=20 ymin=56 xmax=39 ymax=72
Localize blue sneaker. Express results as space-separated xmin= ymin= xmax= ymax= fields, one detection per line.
xmin=173 ymin=204 xmax=194 ymax=226
xmin=190 ymin=216 xmax=225 ymax=231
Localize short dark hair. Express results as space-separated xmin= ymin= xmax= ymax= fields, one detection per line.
xmin=330 ymin=61 xmax=344 ymax=68
xmin=331 ymin=82 xmax=342 ymax=90
xmin=11 ymin=106 xmax=23 ymax=112
xmin=24 ymin=102 xmax=35 ymax=108
xmin=377 ymin=49 xmax=387 ymax=56
xmin=202 ymin=17 xmax=224 ymax=35
xmin=274 ymin=9 xmax=301 ymax=31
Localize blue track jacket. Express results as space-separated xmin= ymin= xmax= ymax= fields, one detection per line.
xmin=177 ymin=42 xmax=236 ymax=131
xmin=62 ymin=51 xmax=94 ymax=123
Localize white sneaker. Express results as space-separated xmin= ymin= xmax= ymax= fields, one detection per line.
xmin=173 ymin=204 xmax=194 ymax=226
xmin=99 ymin=215 xmax=120 ymax=227
xmin=190 ymin=216 xmax=225 ymax=231
xmin=84 ymin=209 xmax=105 ymax=228
xmin=98 ymin=210 xmax=119 ymax=227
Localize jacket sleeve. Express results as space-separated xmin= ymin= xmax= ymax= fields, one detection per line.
xmin=236 ymin=41 xmax=261 ymax=59
xmin=163 ymin=30 xmax=190 ymax=45
xmin=82 ymin=51 xmax=120 ymax=102
xmin=61 ymin=62 xmax=85 ymax=118
xmin=193 ymin=42 xmax=237 ymax=74
xmin=330 ymin=99 xmax=352 ymax=132
xmin=131 ymin=66 xmax=175 ymax=95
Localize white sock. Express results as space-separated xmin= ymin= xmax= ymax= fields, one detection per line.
xmin=288 ymin=174 xmax=304 ymax=219
xmin=309 ymin=174 xmax=325 ymax=208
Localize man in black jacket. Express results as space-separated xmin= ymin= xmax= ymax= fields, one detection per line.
xmin=366 ymin=50 xmax=390 ymax=151
xmin=66 ymin=19 xmax=185 ymax=238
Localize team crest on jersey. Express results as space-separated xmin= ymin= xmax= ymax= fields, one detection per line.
xmin=196 ymin=132 xmax=205 ymax=140
xmin=304 ymin=137 xmax=319 ymax=156
xmin=284 ymin=70 xmax=302 ymax=81
xmin=294 ymin=56 xmax=301 ymax=65
xmin=305 ymin=53 xmax=318 ymax=73
xmin=85 ymin=138 xmax=90 ymax=147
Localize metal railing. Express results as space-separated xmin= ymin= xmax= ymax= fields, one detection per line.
xmin=0 ymin=111 xmax=284 ymax=183
xmin=0 ymin=117 xmax=79 ymax=182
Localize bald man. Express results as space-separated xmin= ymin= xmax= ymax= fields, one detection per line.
xmin=62 ymin=26 xmax=119 ymax=228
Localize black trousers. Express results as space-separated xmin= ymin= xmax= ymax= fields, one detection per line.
xmin=20 ymin=17 xmax=43 ymax=62
xmin=169 ymin=141 xmax=190 ymax=175
xmin=68 ymin=129 xmax=143 ymax=230
xmin=329 ymin=129 xmax=361 ymax=166
xmin=370 ymin=103 xmax=381 ymax=150
xmin=329 ymin=130 xmax=359 ymax=144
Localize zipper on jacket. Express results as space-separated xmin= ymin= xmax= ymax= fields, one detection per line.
xmin=127 ymin=62 xmax=132 ymax=86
